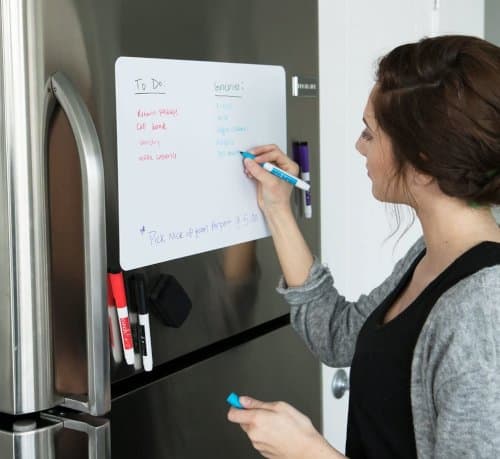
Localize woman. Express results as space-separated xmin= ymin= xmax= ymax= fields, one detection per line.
xmin=227 ymin=35 xmax=500 ymax=458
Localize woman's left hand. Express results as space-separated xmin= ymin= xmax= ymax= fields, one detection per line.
xmin=227 ymin=396 xmax=338 ymax=459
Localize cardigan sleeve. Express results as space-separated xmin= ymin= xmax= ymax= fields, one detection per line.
xmin=428 ymin=270 xmax=500 ymax=458
xmin=275 ymin=237 xmax=425 ymax=367
xmin=433 ymin=366 xmax=500 ymax=458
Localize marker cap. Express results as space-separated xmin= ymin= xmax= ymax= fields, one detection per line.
xmin=226 ymin=392 xmax=244 ymax=409
xmin=108 ymin=272 xmax=127 ymax=307
xmin=297 ymin=142 xmax=310 ymax=172
xmin=132 ymin=274 xmax=148 ymax=314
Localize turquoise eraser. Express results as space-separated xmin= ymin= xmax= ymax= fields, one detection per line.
xmin=226 ymin=392 xmax=244 ymax=409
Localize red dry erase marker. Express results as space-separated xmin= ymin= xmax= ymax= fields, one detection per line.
xmin=107 ymin=277 xmax=123 ymax=364
xmin=108 ymin=272 xmax=135 ymax=365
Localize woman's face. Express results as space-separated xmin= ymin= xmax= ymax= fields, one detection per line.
xmin=355 ymin=86 xmax=406 ymax=203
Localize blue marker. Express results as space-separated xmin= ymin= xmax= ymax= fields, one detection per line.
xmin=241 ymin=151 xmax=311 ymax=192
xmin=226 ymin=392 xmax=244 ymax=409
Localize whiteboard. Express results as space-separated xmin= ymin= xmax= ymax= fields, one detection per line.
xmin=115 ymin=57 xmax=286 ymax=270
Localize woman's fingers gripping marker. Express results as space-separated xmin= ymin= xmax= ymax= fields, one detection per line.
xmin=240 ymin=151 xmax=310 ymax=192
xmin=226 ymin=392 xmax=245 ymax=409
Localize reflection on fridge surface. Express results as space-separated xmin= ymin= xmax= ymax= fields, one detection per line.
xmin=0 ymin=0 xmax=321 ymax=457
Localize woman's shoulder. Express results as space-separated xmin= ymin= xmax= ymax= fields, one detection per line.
xmin=419 ymin=264 xmax=500 ymax=364
xmin=433 ymin=263 xmax=500 ymax=319
xmin=414 ymin=264 xmax=500 ymax=395
xmin=388 ymin=236 xmax=426 ymax=276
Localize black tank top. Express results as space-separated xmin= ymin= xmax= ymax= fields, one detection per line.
xmin=346 ymin=241 xmax=500 ymax=459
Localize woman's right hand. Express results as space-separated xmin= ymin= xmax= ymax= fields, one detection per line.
xmin=243 ymin=144 xmax=300 ymax=216
xmin=244 ymin=144 xmax=314 ymax=287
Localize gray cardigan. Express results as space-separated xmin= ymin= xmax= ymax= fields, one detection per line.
xmin=277 ymin=237 xmax=500 ymax=458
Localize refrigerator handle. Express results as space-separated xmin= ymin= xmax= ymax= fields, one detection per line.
xmin=47 ymin=72 xmax=110 ymax=416
xmin=42 ymin=411 xmax=111 ymax=459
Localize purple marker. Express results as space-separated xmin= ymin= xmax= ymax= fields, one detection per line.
xmin=297 ymin=142 xmax=312 ymax=218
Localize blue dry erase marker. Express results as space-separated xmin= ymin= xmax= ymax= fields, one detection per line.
xmin=241 ymin=151 xmax=311 ymax=192
xmin=226 ymin=392 xmax=244 ymax=409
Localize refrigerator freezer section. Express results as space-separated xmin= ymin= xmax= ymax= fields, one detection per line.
xmin=110 ymin=325 xmax=321 ymax=459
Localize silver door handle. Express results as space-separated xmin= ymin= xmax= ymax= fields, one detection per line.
xmin=46 ymin=72 xmax=110 ymax=416
xmin=331 ymin=369 xmax=349 ymax=399
xmin=42 ymin=411 xmax=111 ymax=459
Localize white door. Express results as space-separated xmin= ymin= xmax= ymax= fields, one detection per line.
xmin=318 ymin=0 xmax=485 ymax=453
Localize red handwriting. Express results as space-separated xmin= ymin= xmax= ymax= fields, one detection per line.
xmin=152 ymin=122 xmax=167 ymax=131
xmin=139 ymin=139 xmax=160 ymax=147
xmin=136 ymin=122 xmax=167 ymax=131
xmin=136 ymin=107 xmax=179 ymax=118
xmin=158 ymin=108 xmax=179 ymax=117
xmin=138 ymin=153 xmax=177 ymax=161
xmin=156 ymin=153 xmax=177 ymax=160
xmin=137 ymin=109 xmax=157 ymax=118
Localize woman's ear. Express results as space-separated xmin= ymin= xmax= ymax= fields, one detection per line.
xmin=408 ymin=165 xmax=434 ymax=187
xmin=412 ymin=152 xmax=434 ymax=186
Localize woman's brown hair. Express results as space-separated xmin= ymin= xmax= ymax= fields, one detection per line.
xmin=374 ymin=35 xmax=500 ymax=206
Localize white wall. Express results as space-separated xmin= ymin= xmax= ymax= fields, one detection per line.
xmin=484 ymin=0 xmax=500 ymax=223
xmin=485 ymin=0 xmax=500 ymax=52
xmin=318 ymin=0 xmax=484 ymax=452
xmin=439 ymin=0 xmax=485 ymax=36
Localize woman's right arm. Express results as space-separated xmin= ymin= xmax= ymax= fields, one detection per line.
xmin=243 ymin=145 xmax=425 ymax=366
xmin=242 ymin=144 xmax=315 ymax=287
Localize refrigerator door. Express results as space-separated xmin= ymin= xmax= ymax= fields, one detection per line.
xmin=46 ymin=72 xmax=110 ymax=416
xmin=0 ymin=0 xmax=57 ymax=415
xmin=0 ymin=0 xmax=110 ymax=416
xmin=0 ymin=411 xmax=110 ymax=459
xmin=42 ymin=0 xmax=320 ymax=384
xmin=111 ymin=325 xmax=320 ymax=459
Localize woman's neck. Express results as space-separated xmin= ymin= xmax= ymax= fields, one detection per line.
xmin=415 ymin=195 xmax=500 ymax=272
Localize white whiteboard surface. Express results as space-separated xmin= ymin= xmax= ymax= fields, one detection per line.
xmin=115 ymin=57 xmax=286 ymax=270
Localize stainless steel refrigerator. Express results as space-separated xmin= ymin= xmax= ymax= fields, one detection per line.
xmin=0 ymin=0 xmax=321 ymax=457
